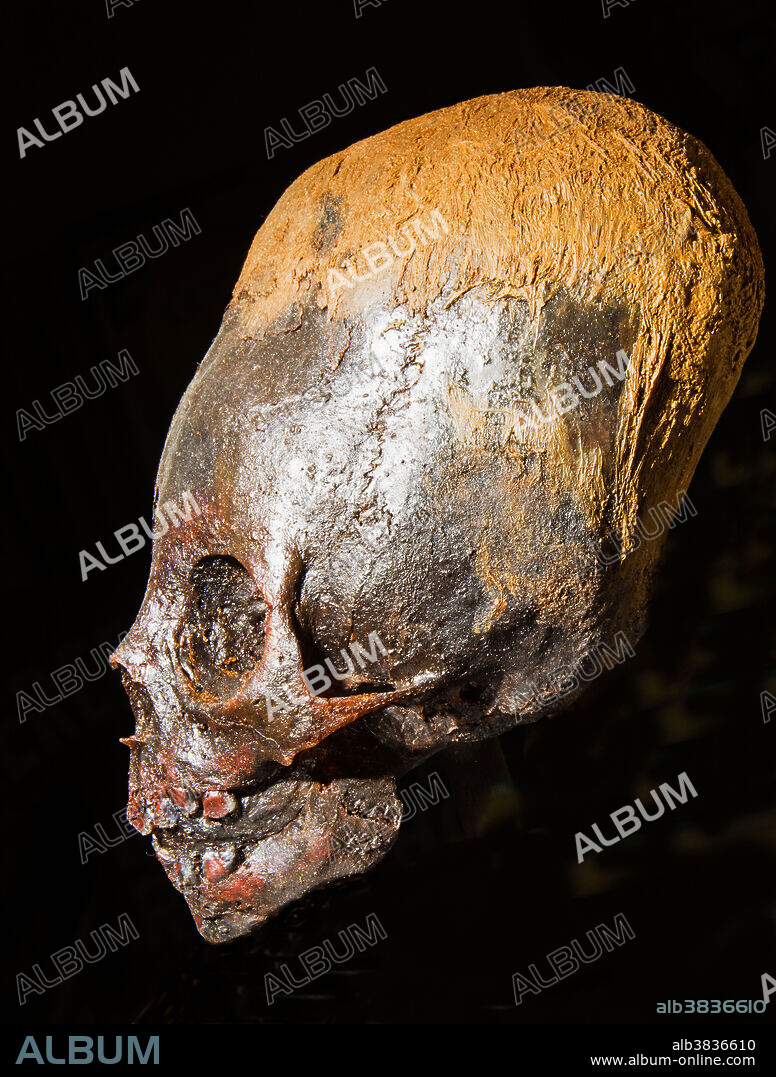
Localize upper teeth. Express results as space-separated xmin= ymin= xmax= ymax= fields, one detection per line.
xmin=202 ymin=790 xmax=238 ymax=819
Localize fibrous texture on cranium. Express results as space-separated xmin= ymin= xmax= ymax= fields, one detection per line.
xmin=235 ymin=86 xmax=762 ymax=577
xmin=113 ymin=87 xmax=763 ymax=942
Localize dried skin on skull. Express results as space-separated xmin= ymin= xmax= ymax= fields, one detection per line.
xmin=113 ymin=87 xmax=763 ymax=942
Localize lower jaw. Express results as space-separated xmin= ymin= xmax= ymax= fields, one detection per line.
xmin=153 ymin=776 xmax=403 ymax=943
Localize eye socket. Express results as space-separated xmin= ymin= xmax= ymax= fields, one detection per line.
xmin=177 ymin=556 xmax=266 ymax=698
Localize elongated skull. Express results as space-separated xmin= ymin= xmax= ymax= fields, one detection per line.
xmin=113 ymin=87 xmax=763 ymax=942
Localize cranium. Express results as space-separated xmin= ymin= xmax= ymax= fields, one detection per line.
xmin=113 ymin=87 xmax=763 ymax=942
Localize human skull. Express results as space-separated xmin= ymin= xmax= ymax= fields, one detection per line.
xmin=113 ymin=87 xmax=763 ymax=943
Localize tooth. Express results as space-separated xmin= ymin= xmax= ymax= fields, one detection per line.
xmin=220 ymin=843 xmax=237 ymax=868
xmin=136 ymin=803 xmax=154 ymax=836
xmin=202 ymin=844 xmax=238 ymax=882
xmin=169 ymin=786 xmax=200 ymax=816
xmin=202 ymin=791 xmax=238 ymax=819
xmin=155 ymin=797 xmax=180 ymax=829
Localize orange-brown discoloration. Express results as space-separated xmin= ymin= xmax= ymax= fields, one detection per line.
xmin=228 ymin=88 xmax=763 ymax=577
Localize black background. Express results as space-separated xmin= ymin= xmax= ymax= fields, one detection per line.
xmin=4 ymin=0 xmax=775 ymax=1030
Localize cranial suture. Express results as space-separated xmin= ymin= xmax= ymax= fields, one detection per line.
xmin=113 ymin=88 xmax=763 ymax=942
